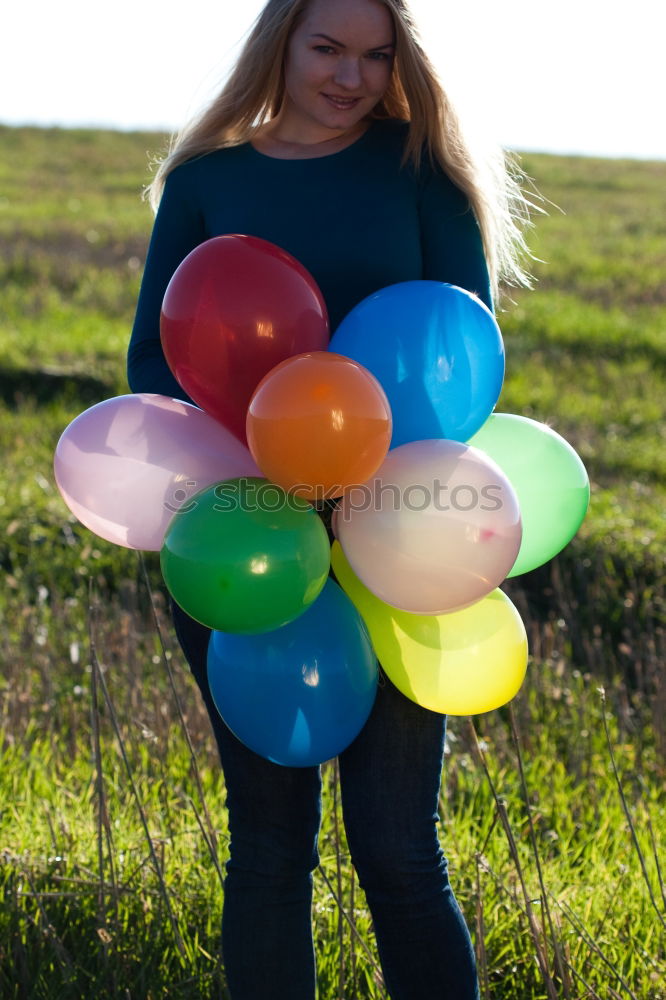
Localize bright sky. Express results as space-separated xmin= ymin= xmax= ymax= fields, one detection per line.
xmin=3 ymin=0 xmax=664 ymax=160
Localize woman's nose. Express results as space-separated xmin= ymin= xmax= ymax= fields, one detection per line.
xmin=333 ymin=58 xmax=363 ymax=90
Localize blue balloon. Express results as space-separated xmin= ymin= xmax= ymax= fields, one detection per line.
xmin=330 ymin=281 xmax=504 ymax=446
xmin=207 ymin=579 xmax=378 ymax=767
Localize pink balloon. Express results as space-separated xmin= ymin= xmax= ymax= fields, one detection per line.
xmin=54 ymin=394 xmax=260 ymax=551
xmin=336 ymin=439 xmax=522 ymax=614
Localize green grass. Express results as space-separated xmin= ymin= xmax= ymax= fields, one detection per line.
xmin=1 ymin=581 xmax=664 ymax=998
xmin=0 ymin=124 xmax=665 ymax=998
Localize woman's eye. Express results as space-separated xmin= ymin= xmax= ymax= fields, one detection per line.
xmin=368 ymin=51 xmax=391 ymax=61
xmin=314 ymin=45 xmax=336 ymax=55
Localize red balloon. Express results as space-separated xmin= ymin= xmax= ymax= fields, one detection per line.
xmin=160 ymin=235 xmax=329 ymax=442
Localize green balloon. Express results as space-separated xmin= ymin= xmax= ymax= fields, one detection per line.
xmin=160 ymin=477 xmax=330 ymax=633
xmin=467 ymin=414 xmax=589 ymax=577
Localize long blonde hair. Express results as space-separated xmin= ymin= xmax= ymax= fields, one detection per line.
xmin=148 ymin=0 xmax=535 ymax=298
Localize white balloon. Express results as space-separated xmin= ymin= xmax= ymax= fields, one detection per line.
xmin=337 ymin=439 xmax=522 ymax=614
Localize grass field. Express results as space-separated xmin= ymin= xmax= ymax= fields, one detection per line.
xmin=0 ymin=124 xmax=664 ymax=998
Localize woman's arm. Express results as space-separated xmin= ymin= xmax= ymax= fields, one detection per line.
xmin=127 ymin=164 xmax=206 ymax=401
xmin=418 ymin=163 xmax=493 ymax=313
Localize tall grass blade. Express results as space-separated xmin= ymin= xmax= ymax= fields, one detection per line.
xmin=88 ymin=580 xmax=119 ymax=936
xmin=475 ymin=853 xmax=490 ymax=1000
xmin=467 ymin=718 xmax=559 ymax=1000
xmin=549 ymin=893 xmax=639 ymax=1000
xmin=138 ymin=552 xmax=222 ymax=867
xmin=331 ymin=759 xmax=346 ymax=1000
xmin=88 ymin=586 xmax=187 ymax=958
xmin=17 ymin=862 xmax=75 ymax=978
xmin=599 ymin=687 xmax=666 ymax=929
xmin=317 ymin=866 xmax=385 ymax=985
xmin=640 ymin=785 xmax=666 ymax=912
xmin=508 ymin=703 xmax=571 ymax=997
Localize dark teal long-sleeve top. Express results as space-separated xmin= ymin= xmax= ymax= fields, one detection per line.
xmin=127 ymin=118 xmax=492 ymax=400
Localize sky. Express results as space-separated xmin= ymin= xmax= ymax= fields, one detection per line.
xmin=3 ymin=0 xmax=664 ymax=160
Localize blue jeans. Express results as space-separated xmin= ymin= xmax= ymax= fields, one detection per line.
xmin=171 ymin=600 xmax=479 ymax=1000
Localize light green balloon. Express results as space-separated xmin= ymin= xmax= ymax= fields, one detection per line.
xmin=467 ymin=414 xmax=589 ymax=577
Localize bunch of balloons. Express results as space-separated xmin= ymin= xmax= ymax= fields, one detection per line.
xmin=54 ymin=235 xmax=590 ymax=766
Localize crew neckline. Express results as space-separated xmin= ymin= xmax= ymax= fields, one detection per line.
xmin=247 ymin=119 xmax=378 ymax=162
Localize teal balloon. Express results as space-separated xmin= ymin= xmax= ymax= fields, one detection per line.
xmin=467 ymin=414 xmax=589 ymax=577
xmin=161 ymin=477 xmax=330 ymax=632
xmin=207 ymin=579 xmax=378 ymax=767
xmin=330 ymin=281 xmax=504 ymax=445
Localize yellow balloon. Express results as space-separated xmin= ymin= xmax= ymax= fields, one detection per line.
xmin=331 ymin=542 xmax=528 ymax=715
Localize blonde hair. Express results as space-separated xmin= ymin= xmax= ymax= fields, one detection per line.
xmin=148 ymin=0 xmax=535 ymax=299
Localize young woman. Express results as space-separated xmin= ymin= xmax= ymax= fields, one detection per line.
xmin=128 ymin=1 xmax=531 ymax=996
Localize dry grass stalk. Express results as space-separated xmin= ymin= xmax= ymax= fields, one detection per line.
xmin=467 ymin=718 xmax=559 ymax=1000
xmin=88 ymin=586 xmax=186 ymax=958
xmin=599 ymin=687 xmax=666 ymax=931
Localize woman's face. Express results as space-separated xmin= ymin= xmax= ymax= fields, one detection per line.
xmin=280 ymin=0 xmax=395 ymax=141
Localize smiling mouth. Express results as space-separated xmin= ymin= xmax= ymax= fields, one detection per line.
xmin=322 ymin=94 xmax=362 ymax=109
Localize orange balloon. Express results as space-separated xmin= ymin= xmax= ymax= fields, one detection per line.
xmin=246 ymin=352 xmax=392 ymax=501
